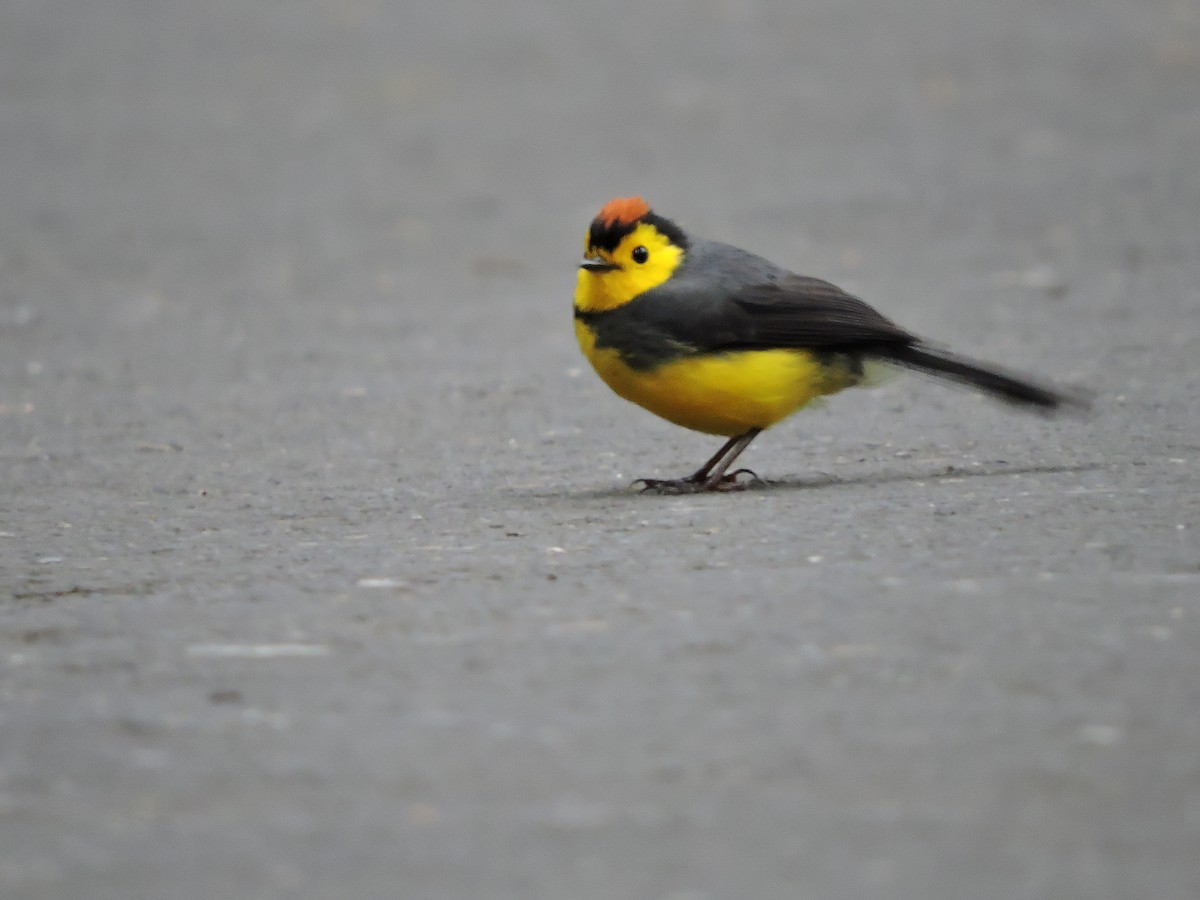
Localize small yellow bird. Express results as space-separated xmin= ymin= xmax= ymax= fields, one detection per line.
xmin=574 ymin=196 xmax=1082 ymax=493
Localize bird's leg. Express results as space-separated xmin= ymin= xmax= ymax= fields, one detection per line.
xmin=636 ymin=429 xmax=762 ymax=494
xmin=699 ymin=428 xmax=761 ymax=490
xmin=687 ymin=434 xmax=746 ymax=482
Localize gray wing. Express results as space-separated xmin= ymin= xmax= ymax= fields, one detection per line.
xmin=630 ymin=266 xmax=915 ymax=354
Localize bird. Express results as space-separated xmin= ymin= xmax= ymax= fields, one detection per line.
xmin=573 ymin=196 xmax=1084 ymax=493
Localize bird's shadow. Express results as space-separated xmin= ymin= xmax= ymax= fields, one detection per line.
xmin=523 ymin=460 xmax=1105 ymax=502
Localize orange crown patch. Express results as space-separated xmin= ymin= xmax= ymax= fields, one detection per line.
xmin=595 ymin=196 xmax=650 ymax=228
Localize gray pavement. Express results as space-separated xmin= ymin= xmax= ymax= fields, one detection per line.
xmin=2 ymin=2 xmax=1199 ymax=898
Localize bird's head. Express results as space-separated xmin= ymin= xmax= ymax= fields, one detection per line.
xmin=575 ymin=197 xmax=689 ymax=312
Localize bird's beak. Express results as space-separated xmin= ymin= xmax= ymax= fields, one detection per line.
xmin=580 ymin=256 xmax=619 ymax=272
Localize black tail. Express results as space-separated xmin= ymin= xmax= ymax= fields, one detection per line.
xmin=877 ymin=343 xmax=1086 ymax=411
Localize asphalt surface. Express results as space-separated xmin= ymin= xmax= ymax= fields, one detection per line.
xmin=2 ymin=2 xmax=1199 ymax=898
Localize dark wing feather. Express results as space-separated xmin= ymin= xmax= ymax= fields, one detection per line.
xmin=724 ymin=277 xmax=912 ymax=350
xmin=713 ymin=274 xmax=914 ymax=351
xmin=615 ymin=270 xmax=914 ymax=360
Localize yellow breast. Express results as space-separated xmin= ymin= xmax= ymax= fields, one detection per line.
xmin=575 ymin=319 xmax=854 ymax=436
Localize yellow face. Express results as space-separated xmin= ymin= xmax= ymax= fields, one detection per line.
xmin=574 ymin=221 xmax=685 ymax=313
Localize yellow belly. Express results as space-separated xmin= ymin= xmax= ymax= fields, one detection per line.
xmin=576 ymin=320 xmax=857 ymax=436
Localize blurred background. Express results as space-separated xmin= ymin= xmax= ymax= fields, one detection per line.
xmin=2 ymin=2 xmax=1199 ymax=898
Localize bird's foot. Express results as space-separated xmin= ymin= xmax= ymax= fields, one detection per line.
xmin=634 ymin=468 xmax=760 ymax=494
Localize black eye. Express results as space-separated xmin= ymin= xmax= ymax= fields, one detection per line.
xmin=631 ymin=246 xmax=649 ymax=264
